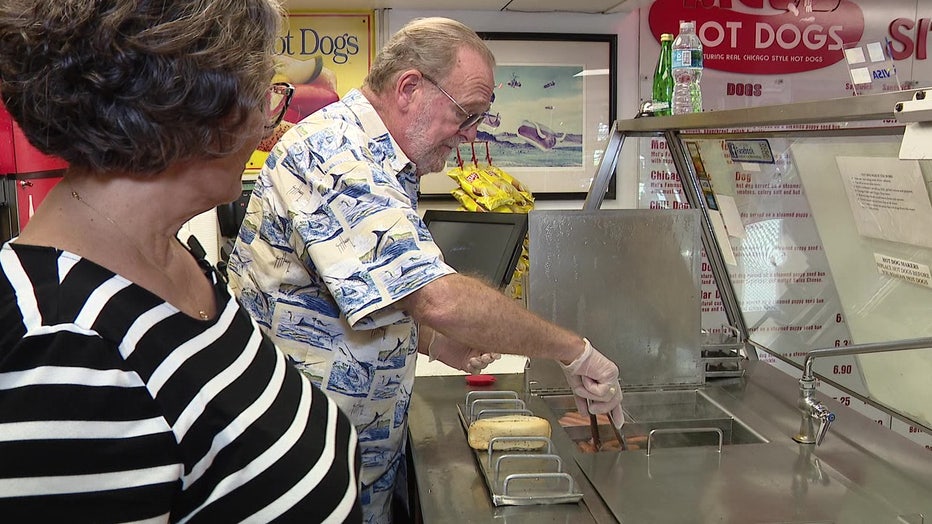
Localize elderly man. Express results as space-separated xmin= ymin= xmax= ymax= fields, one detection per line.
xmin=228 ymin=17 xmax=623 ymax=523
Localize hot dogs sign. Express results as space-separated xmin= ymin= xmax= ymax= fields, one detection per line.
xmin=648 ymin=0 xmax=866 ymax=74
xmin=274 ymin=12 xmax=374 ymax=123
xmin=641 ymin=0 xmax=932 ymax=109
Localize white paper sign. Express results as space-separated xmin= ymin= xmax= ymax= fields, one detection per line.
xmin=866 ymin=41 xmax=886 ymax=62
xmin=873 ymin=253 xmax=932 ymax=288
xmin=708 ymin=210 xmax=737 ymax=266
xmin=717 ymin=194 xmax=746 ymax=239
xmin=835 ymin=156 xmax=932 ymax=248
xmin=844 ymin=46 xmax=866 ymax=65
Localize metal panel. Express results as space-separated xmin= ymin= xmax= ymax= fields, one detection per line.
xmin=526 ymin=209 xmax=703 ymax=391
xmin=574 ymin=442 xmax=904 ymax=524
xmin=614 ymin=88 xmax=920 ymax=133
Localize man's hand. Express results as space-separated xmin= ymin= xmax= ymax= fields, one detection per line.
xmin=428 ymin=331 xmax=501 ymax=374
xmin=560 ymin=338 xmax=624 ymax=428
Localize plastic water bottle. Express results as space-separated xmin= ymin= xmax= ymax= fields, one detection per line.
xmin=672 ymin=21 xmax=703 ymax=115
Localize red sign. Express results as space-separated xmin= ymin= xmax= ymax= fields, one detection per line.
xmin=648 ymin=0 xmax=865 ymax=74
xmin=889 ymin=18 xmax=932 ymax=60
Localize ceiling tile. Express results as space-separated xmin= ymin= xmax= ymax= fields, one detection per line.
xmin=503 ymin=0 xmax=624 ymax=13
xmin=284 ymin=0 xmax=509 ymax=10
xmin=282 ymin=0 xmax=639 ymax=14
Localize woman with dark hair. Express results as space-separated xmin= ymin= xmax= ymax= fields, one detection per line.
xmin=0 ymin=1 xmax=361 ymax=521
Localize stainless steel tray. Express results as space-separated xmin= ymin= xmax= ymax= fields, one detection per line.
xmin=457 ymin=390 xmax=584 ymax=506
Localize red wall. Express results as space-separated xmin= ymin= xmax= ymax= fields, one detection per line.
xmin=1 ymin=102 xmax=67 ymax=230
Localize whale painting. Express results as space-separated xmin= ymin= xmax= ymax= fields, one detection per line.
xmin=422 ymin=33 xmax=616 ymax=198
xmin=461 ymin=64 xmax=584 ymax=168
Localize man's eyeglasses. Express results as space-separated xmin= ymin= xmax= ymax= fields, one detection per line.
xmin=265 ymin=82 xmax=295 ymax=130
xmin=421 ymin=74 xmax=489 ymax=131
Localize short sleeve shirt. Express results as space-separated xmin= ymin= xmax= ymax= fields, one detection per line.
xmin=227 ymin=89 xmax=455 ymax=523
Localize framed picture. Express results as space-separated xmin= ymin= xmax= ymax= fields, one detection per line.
xmin=419 ymin=32 xmax=617 ymax=200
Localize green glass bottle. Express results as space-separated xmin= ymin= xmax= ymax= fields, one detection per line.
xmin=652 ymin=33 xmax=674 ymax=116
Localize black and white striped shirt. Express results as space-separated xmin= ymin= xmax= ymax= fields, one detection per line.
xmin=0 ymin=242 xmax=361 ymax=522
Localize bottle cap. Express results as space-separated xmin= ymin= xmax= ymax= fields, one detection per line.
xmin=661 ymin=33 xmax=673 ymax=41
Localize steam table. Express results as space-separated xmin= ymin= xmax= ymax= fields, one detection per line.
xmin=408 ymin=362 xmax=932 ymax=523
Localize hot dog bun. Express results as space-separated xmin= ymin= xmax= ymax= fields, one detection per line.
xmin=467 ymin=415 xmax=551 ymax=450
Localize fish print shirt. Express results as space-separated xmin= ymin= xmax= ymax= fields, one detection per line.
xmin=227 ymin=89 xmax=455 ymax=524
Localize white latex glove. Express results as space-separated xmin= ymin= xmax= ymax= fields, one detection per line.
xmin=560 ymin=338 xmax=624 ymax=428
xmin=428 ymin=331 xmax=502 ymax=374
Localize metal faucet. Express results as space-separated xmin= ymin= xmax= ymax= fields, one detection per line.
xmin=792 ymin=374 xmax=835 ymax=445
xmin=792 ymin=336 xmax=932 ymax=445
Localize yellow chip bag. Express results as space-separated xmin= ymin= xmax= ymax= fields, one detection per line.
xmin=487 ymin=166 xmax=534 ymax=203
xmin=452 ymin=168 xmax=513 ymax=210
xmin=451 ymin=188 xmax=486 ymax=212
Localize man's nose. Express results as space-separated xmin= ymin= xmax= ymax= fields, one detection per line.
xmin=458 ymin=123 xmax=480 ymax=142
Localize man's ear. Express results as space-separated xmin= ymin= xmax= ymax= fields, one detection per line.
xmin=395 ymin=69 xmax=423 ymax=113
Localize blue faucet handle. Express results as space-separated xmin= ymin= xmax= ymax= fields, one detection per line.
xmin=813 ymin=404 xmax=835 ymax=446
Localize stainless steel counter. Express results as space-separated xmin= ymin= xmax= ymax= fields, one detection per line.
xmin=408 ymin=362 xmax=932 ymax=523
xmin=407 ymin=373 xmax=611 ymax=523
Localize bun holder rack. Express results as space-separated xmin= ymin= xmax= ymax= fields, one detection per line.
xmin=456 ymin=390 xmax=584 ymax=506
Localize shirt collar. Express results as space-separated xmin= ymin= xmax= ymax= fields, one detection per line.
xmin=341 ymin=89 xmax=416 ymax=176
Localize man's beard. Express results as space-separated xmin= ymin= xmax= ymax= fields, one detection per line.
xmin=405 ymin=108 xmax=458 ymax=176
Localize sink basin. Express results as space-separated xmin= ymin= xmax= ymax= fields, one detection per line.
xmin=546 ymin=389 xmax=768 ymax=452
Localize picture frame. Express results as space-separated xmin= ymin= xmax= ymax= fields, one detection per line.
xmin=419 ymin=32 xmax=618 ymax=201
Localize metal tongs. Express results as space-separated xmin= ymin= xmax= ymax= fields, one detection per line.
xmin=608 ymin=409 xmax=628 ymax=451
xmin=587 ymin=400 xmax=628 ymax=451
xmin=587 ymin=408 xmax=601 ymax=451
